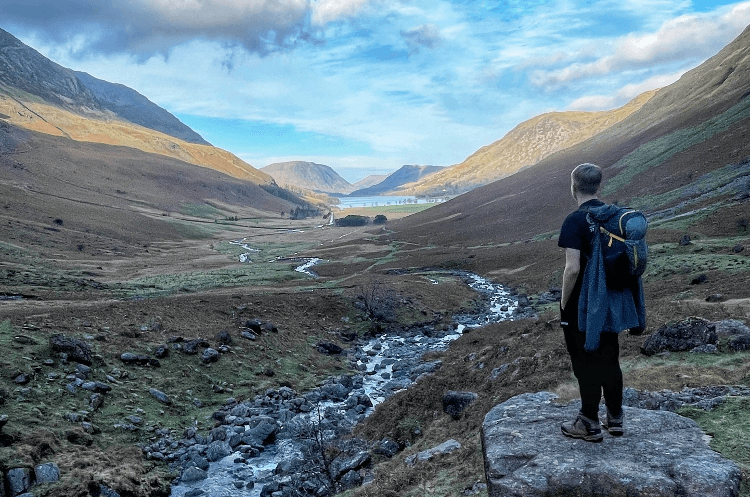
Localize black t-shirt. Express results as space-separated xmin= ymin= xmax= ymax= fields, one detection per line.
xmin=558 ymin=199 xmax=604 ymax=323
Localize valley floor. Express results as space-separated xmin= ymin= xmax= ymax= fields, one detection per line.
xmin=1 ymin=205 xmax=749 ymax=496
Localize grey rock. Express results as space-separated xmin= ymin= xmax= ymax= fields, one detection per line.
xmin=316 ymin=342 xmax=343 ymax=355
xmin=443 ymin=390 xmax=478 ymax=420
xmin=181 ymin=466 xmax=208 ymax=483
xmin=49 ymin=334 xmax=92 ymax=365
xmin=7 ymin=467 xmax=32 ymax=496
xmin=183 ymin=339 xmax=209 ymax=355
xmin=206 ymin=440 xmax=233 ymax=462
xmin=691 ymin=344 xmax=718 ymax=354
xmin=200 ymin=348 xmax=220 ymax=364
xmin=481 ymin=392 xmax=740 ymax=497
xmin=713 ymin=319 xmax=750 ymax=336
xmin=729 ymin=334 xmax=750 ymax=351
xmin=34 ymin=462 xmax=60 ymax=484
xmin=339 ymin=469 xmax=362 ymax=490
xmin=373 ymin=437 xmax=399 ymax=458
xmin=149 ymin=388 xmax=172 ymax=405
xmin=330 ymin=451 xmax=370 ymax=480
xmin=404 ymin=439 xmax=462 ymax=466
xmin=642 ymin=317 xmax=718 ymax=355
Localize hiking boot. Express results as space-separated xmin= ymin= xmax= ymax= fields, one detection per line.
xmin=602 ymin=409 xmax=624 ymax=436
xmin=561 ymin=413 xmax=603 ymax=442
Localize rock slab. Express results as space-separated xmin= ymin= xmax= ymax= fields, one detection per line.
xmin=481 ymin=392 xmax=740 ymax=497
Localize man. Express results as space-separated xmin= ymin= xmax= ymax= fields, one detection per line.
xmin=558 ymin=163 xmax=644 ymax=442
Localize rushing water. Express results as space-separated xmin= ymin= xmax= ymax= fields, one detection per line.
xmin=169 ymin=269 xmax=519 ymax=497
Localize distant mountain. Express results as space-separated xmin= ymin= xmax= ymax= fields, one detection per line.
xmin=74 ymin=71 xmax=210 ymax=145
xmin=398 ymin=91 xmax=655 ymax=196
xmin=262 ymin=161 xmax=355 ymax=195
xmin=393 ymin=24 xmax=750 ymax=247
xmin=352 ymin=174 xmax=388 ymax=190
xmin=349 ymin=165 xmax=443 ymax=196
xmin=0 ymin=26 xmax=271 ymax=185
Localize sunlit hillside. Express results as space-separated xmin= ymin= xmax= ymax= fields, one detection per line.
xmin=398 ymin=90 xmax=657 ymax=196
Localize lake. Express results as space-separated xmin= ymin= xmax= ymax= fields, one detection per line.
xmin=333 ymin=195 xmax=444 ymax=209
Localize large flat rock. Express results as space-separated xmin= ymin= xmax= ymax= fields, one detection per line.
xmin=481 ymin=392 xmax=740 ymax=497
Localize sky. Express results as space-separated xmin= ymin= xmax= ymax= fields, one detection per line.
xmin=3 ymin=1 xmax=750 ymax=183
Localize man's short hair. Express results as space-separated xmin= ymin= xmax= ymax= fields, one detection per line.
xmin=571 ymin=163 xmax=602 ymax=195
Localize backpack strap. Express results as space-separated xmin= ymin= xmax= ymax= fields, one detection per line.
xmin=617 ymin=210 xmax=637 ymax=236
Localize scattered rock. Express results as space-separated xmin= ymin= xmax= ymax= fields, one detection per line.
xmin=729 ymin=335 xmax=750 ymax=352
xmin=49 ymin=334 xmax=92 ymax=365
xmin=154 ymin=345 xmax=169 ymax=359
xmin=706 ymin=294 xmax=726 ymax=302
xmin=442 ymin=390 xmax=478 ymax=420
xmin=181 ymin=466 xmax=209 ymax=483
xmin=405 ymin=439 xmax=462 ymax=466
xmin=216 ymin=330 xmax=233 ymax=345
xmin=34 ymin=462 xmax=61 ymax=484
xmin=373 ymin=438 xmax=399 ymax=458
xmin=330 ymin=451 xmax=370 ymax=480
xmin=732 ymin=244 xmax=744 ymax=253
xmin=316 ymin=342 xmax=343 ymax=355
xmin=641 ymin=317 xmax=718 ymax=355
xmin=482 ymin=392 xmax=740 ymax=497
xmin=691 ymin=344 xmax=718 ymax=354
xmin=149 ymin=388 xmax=172 ymax=405
xmin=679 ymin=234 xmax=692 ymax=246
xmin=7 ymin=467 xmax=32 ymax=496
xmin=183 ymin=339 xmax=210 ymax=355
xmin=200 ymin=348 xmax=220 ymax=364
xmin=119 ymin=352 xmax=152 ymax=366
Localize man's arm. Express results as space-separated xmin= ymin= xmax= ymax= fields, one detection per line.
xmin=560 ymin=248 xmax=581 ymax=310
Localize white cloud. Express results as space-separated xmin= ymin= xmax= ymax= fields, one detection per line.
xmin=567 ymin=70 xmax=685 ymax=111
xmin=531 ymin=2 xmax=750 ymax=88
xmin=311 ymin=0 xmax=375 ymax=25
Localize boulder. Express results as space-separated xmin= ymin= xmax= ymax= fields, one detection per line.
xmin=642 ymin=317 xmax=718 ymax=355
xmin=149 ymin=388 xmax=172 ymax=405
xmin=205 ymin=441 xmax=232 ymax=462
xmin=443 ymin=391 xmax=478 ymax=420
xmin=7 ymin=467 xmax=32 ymax=496
xmin=200 ymin=348 xmax=220 ymax=364
xmin=49 ymin=334 xmax=92 ymax=365
xmin=330 ymin=451 xmax=370 ymax=480
xmin=183 ymin=339 xmax=210 ymax=355
xmin=481 ymin=392 xmax=740 ymax=497
xmin=34 ymin=462 xmax=60 ymax=484
xmin=373 ymin=438 xmax=399 ymax=458
xmin=404 ymin=439 xmax=462 ymax=467
xmin=181 ymin=466 xmax=208 ymax=483
xmin=316 ymin=342 xmax=343 ymax=355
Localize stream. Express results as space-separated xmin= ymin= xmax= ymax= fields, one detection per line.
xmin=167 ymin=267 xmax=522 ymax=497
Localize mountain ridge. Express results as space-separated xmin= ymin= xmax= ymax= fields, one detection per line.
xmin=350 ymin=164 xmax=443 ymax=196
xmin=262 ymin=161 xmax=355 ymax=195
xmin=397 ymin=90 xmax=656 ymax=196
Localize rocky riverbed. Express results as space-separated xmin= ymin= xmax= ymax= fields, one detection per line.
xmin=162 ymin=272 xmax=524 ymax=496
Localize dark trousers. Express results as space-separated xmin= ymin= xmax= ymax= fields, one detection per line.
xmin=562 ymin=326 xmax=623 ymax=421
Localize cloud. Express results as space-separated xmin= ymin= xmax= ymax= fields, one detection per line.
xmin=401 ymin=24 xmax=441 ymax=53
xmin=567 ymin=70 xmax=685 ymax=111
xmin=311 ymin=0 xmax=375 ymax=26
xmin=530 ymin=2 xmax=750 ymax=88
xmin=0 ymin=0 xmax=332 ymax=56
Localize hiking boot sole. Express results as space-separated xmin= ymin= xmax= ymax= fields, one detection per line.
xmin=561 ymin=426 xmax=603 ymax=442
xmin=603 ymin=425 xmax=624 ymax=436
